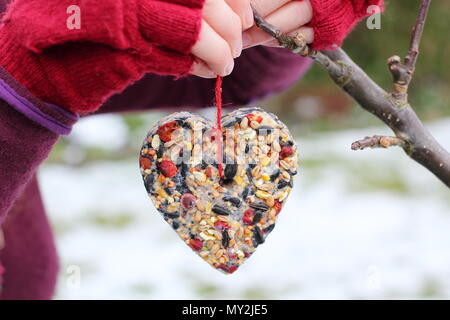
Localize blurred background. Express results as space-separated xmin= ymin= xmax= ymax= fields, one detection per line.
xmin=39 ymin=0 xmax=450 ymax=299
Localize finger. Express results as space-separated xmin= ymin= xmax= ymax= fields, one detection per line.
xmin=263 ymin=27 xmax=314 ymax=47
xmin=192 ymin=20 xmax=235 ymax=76
xmin=225 ymin=0 xmax=254 ymax=30
xmin=203 ymin=0 xmax=243 ymax=58
xmin=242 ymin=0 xmax=313 ymax=48
xmin=250 ymin=0 xmax=291 ymax=17
xmin=191 ymin=61 xmax=217 ymax=79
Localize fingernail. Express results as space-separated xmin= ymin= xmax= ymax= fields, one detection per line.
xmin=242 ymin=32 xmax=252 ymax=48
xmin=225 ymin=60 xmax=235 ymax=76
xmin=244 ymin=8 xmax=254 ymax=29
xmin=234 ymin=41 xmax=243 ymax=58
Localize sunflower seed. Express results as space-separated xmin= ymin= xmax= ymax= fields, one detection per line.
xmin=249 ymin=202 xmax=269 ymax=211
xmin=222 ymin=230 xmax=230 ymax=248
xmin=212 ymin=204 xmax=231 ymax=216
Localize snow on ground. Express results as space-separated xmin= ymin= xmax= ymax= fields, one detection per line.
xmin=39 ymin=115 xmax=450 ymax=300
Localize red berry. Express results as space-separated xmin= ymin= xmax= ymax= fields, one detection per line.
xmin=273 ymin=200 xmax=282 ymax=216
xmin=157 ymin=160 xmax=178 ymax=178
xmin=181 ymin=193 xmax=196 ymax=209
xmin=217 ymin=264 xmax=238 ymax=274
xmin=214 ymin=220 xmax=231 ymax=231
xmin=245 ymin=113 xmax=263 ymax=123
xmin=242 ymin=209 xmax=255 ymax=225
xmin=280 ymin=146 xmax=294 ymax=159
xmin=205 ymin=167 xmax=213 ymax=178
xmin=157 ymin=121 xmax=178 ymax=142
xmin=139 ymin=157 xmax=152 ymax=170
xmin=189 ymin=238 xmax=203 ymax=251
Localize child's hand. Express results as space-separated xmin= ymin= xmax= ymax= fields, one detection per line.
xmin=242 ymin=0 xmax=314 ymax=49
xmin=190 ymin=0 xmax=253 ymax=78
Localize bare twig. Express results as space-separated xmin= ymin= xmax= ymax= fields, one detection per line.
xmin=252 ymin=1 xmax=450 ymax=188
xmin=387 ymin=0 xmax=432 ymax=102
xmin=405 ymin=0 xmax=431 ymax=72
xmin=351 ymin=135 xmax=406 ymax=151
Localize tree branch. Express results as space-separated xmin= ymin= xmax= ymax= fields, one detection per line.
xmin=351 ymin=135 xmax=406 ymax=151
xmin=252 ymin=1 xmax=450 ymax=188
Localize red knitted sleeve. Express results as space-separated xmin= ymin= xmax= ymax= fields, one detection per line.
xmin=3 ymin=0 xmax=203 ymax=55
xmin=308 ymin=0 xmax=384 ymax=50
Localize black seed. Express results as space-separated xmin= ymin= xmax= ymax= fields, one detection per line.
xmin=270 ymin=170 xmax=281 ymax=182
xmin=156 ymin=144 xmax=164 ymax=158
xmin=256 ymin=126 xmax=273 ymax=135
xmin=245 ymin=144 xmax=250 ymax=154
xmin=288 ymin=170 xmax=298 ymax=176
xmin=212 ymin=204 xmax=231 ymax=216
xmin=176 ymin=183 xmax=189 ymax=194
xmin=222 ymin=230 xmax=230 ymax=248
xmin=172 ymin=221 xmax=180 ymax=230
xmin=241 ymin=187 xmax=249 ymax=200
xmin=249 ymin=202 xmax=269 ymax=211
xmin=288 ymin=180 xmax=294 ymax=188
xmin=143 ymin=143 xmax=152 ymax=150
xmin=253 ymin=227 xmax=265 ymax=245
xmin=249 ymin=163 xmax=257 ymax=169
xmin=220 ymin=178 xmax=233 ymax=185
xmin=264 ymin=224 xmax=275 ymax=233
xmin=224 ymin=164 xmax=238 ymax=179
xmin=165 ymin=212 xmax=179 ymax=219
xmin=180 ymin=163 xmax=188 ymax=178
xmin=157 ymin=208 xmax=169 ymax=214
xmin=277 ymin=180 xmax=289 ymax=189
xmin=200 ymin=160 xmax=208 ymax=170
xmin=223 ymin=196 xmax=241 ymax=207
xmin=252 ymin=212 xmax=263 ymax=224
xmin=280 ymin=140 xmax=294 ymax=147
xmin=158 ymin=208 xmax=179 ymax=219
xmin=144 ymin=174 xmax=155 ymax=193
xmin=182 ymin=122 xmax=192 ymax=129
xmin=164 ymin=187 xmax=173 ymax=195
xmin=246 ymin=167 xmax=253 ymax=182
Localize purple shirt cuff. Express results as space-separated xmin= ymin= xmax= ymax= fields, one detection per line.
xmin=0 ymin=66 xmax=78 ymax=135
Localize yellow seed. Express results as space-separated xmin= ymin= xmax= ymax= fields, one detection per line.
xmin=156 ymin=189 xmax=168 ymax=198
xmin=234 ymin=176 xmax=243 ymax=185
xmin=256 ymin=190 xmax=270 ymax=199
xmin=266 ymin=196 xmax=275 ymax=207
xmin=261 ymin=174 xmax=270 ymax=181
xmin=261 ymin=157 xmax=271 ymax=166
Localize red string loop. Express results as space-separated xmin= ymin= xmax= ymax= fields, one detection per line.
xmin=215 ymin=76 xmax=224 ymax=178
